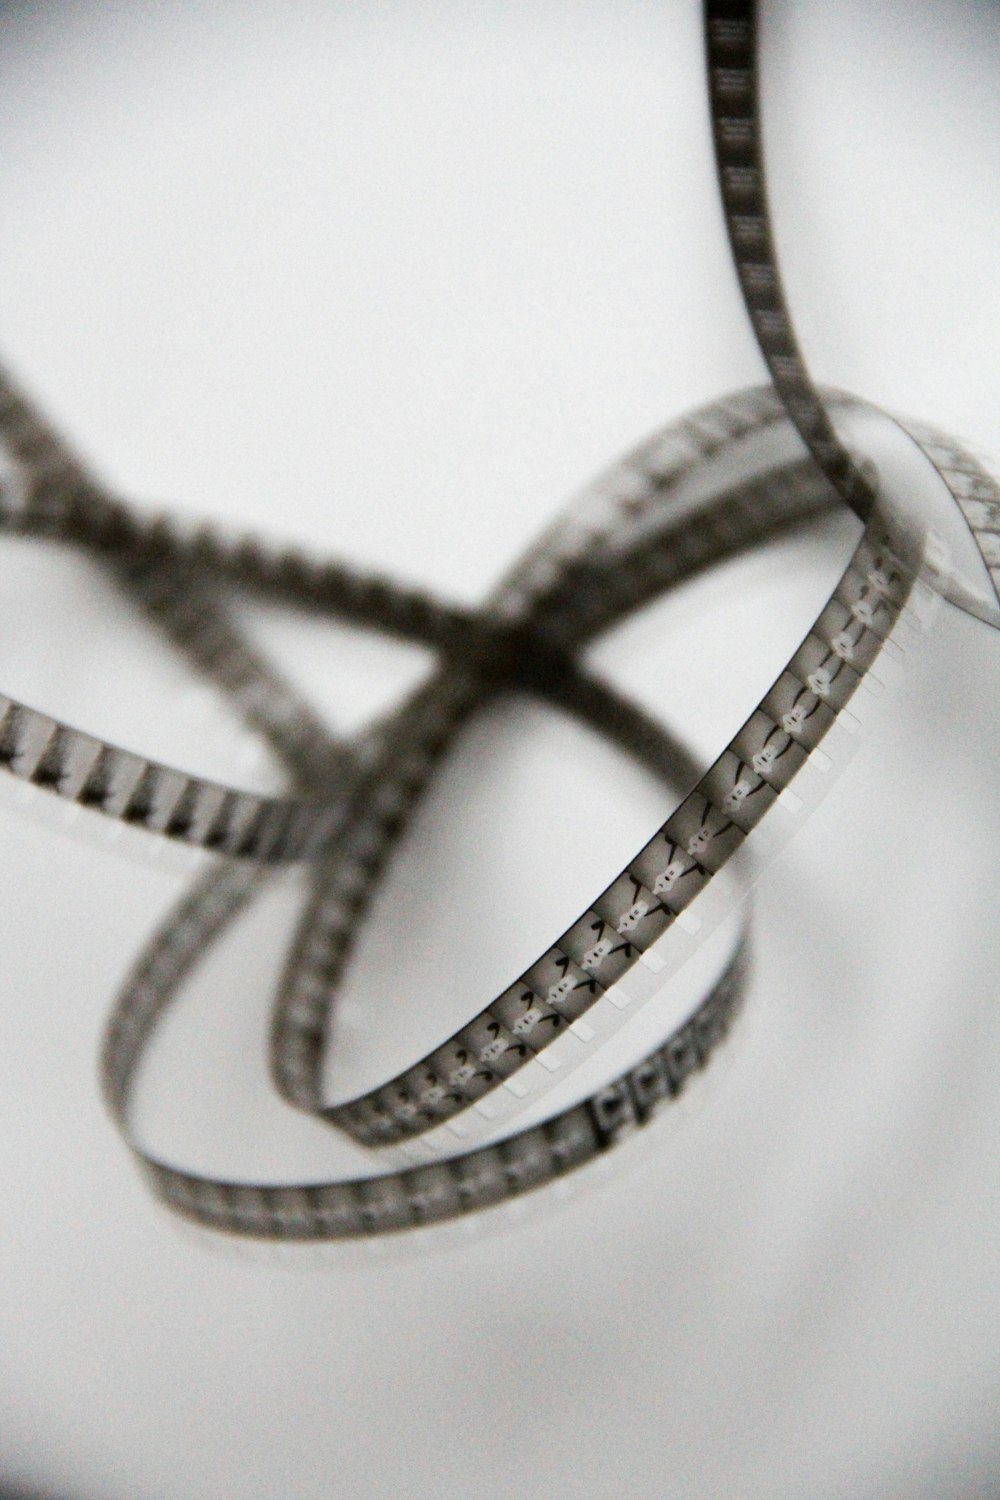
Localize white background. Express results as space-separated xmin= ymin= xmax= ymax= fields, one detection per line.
xmin=0 ymin=2 xmax=998 ymax=1497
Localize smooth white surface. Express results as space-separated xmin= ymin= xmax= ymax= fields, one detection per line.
xmin=0 ymin=3 xmax=998 ymax=1498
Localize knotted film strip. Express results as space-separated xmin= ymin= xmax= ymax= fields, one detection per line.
xmin=0 ymin=0 xmax=995 ymax=1241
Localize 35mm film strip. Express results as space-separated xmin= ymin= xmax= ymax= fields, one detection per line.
xmin=99 ymin=545 xmax=940 ymax=1243
xmin=0 ymin=0 xmax=995 ymax=1243
xmin=10 ymin=371 xmax=945 ymax=1237
xmin=0 ymin=375 xmax=942 ymax=1163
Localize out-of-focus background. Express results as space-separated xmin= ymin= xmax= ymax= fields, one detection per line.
xmin=0 ymin=2 xmax=998 ymax=1497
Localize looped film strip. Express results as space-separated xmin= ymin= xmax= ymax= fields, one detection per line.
xmin=0 ymin=0 xmax=996 ymax=1242
xmin=102 ymin=422 xmax=955 ymax=1237
xmin=0 ymin=362 xmax=943 ymax=1236
xmin=272 ymin=436 xmax=927 ymax=1162
xmin=0 ymin=371 xmax=773 ymax=1235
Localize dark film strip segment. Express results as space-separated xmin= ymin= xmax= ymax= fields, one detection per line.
xmin=316 ymin=521 xmax=913 ymax=1150
xmin=0 ymin=365 xmax=702 ymax=867
xmin=704 ymin=5 xmax=1000 ymax=633
xmin=264 ymin=420 xmax=840 ymax=1125
xmin=0 ymin=364 xmax=355 ymax=786
xmin=0 ymin=6 xmax=990 ymax=1249
xmin=0 ymin=376 xmax=827 ymax=863
xmin=0 ymin=691 xmax=342 ymax=861
xmin=100 ymin=861 xmax=749 ymax=1241
xmin=0 ymin=364 xmax=958 ymax=1166
xmin=0 ymin=365 xmax=774 ymax=1181
xmin=0 ymin=368 xmax=360 ymax=860
xmin=704 ymin=1 xmax=876 ymax=522
xmin=262 ymin=396 xmax=851 ymax=1127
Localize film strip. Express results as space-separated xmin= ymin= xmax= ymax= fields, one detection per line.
xmin=0 ymin=374 xmax=820 ymax=865
xmin=98 ymin=433 xmax=948 ymax=1235
xmin=704 ymin=0 xmax=1000 ymax=628
xmin=0 ymin=366 xmax=911 ymax=1237
xmin=0 ymin=376 xmax=783 ymax=1236
xmin=0 ymin=0 xmax=995 ymax=1244
xmin=0 ymin=371 xmax=924 ymax=1144
xmin=0 ymin=362 xmax=979 ymax=1235
xmin=270 ymin=443 xmax=924 ymax=1156
xmin=704 ymin=2 xmax=876 ymax=523
xmin=102 ymin=863 xmax=750 ymax=1242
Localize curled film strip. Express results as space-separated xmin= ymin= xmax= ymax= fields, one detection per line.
xmin=0 ymin=371 xmax=772 ymax=1235
xmin=105 ymin=867 xmax=751 ymax=1244
xmin=0 ymin=364 xmax=936 ymax=1237
xmin=269 ymin=419 xmax=930 ymax=1160
xmin=0 ymin=371 xmax=805 ymax=863
xmin=0 ymin=373 xmax=933 ymax=1155
xmin=96 ymin=430 xmax=950 ymax=1238
xmin=0 ymin=325 xmax=983 ymax=1230
xmin=1 ymin=0 xmax=995 ymax=1241
xmin=0 ymin=422 xmax=972 ymax=1242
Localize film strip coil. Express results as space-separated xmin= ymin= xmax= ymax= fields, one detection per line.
xmin=0 ymin=366 xmax=983 ymax=1242
xmin=102 ymin=863 xmax=751 ymax=1243
xmin=0 ymin=369 xmax=779 ymax=1212
xmin=271 ymin=436 xmax=929 ymax=1157
xmin=0 ymin=365 xmax=927 ymax=1156
xmin=0 ymin=370 xmax=973 ymax=1189
xmin=0 ymin=373 xmax=829 ymax=867
xmin=1 ymin=0 xmax=995 ymax=1242
xmin=98 ymin=452 xmax=949 ymax=1237
xmin=95 ymin=425 xmax=993 ymax=1234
